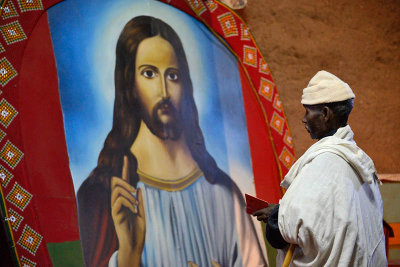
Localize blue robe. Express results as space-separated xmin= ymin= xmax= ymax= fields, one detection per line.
xmin=109 ymin=168 xmax=266 ymax=266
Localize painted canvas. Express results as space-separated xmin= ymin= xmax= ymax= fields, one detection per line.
xmin=48 ymin=0 xmax=268 ymax=265
xmin=0 ymin=0 xmax=294 ymax=265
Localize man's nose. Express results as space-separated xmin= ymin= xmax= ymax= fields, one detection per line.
xmin=160 ymin=76 xmax=169 ymax=98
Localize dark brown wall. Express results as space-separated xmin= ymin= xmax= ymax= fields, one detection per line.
xmin=237 ymin=0 xmax=400 ymax=173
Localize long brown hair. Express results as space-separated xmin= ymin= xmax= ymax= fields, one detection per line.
xmin=89 ymin=16 xmax=227 ymax=189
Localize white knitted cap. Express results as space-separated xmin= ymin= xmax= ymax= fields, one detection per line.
xmin=301 ymin=70 xmax=355 ymax=105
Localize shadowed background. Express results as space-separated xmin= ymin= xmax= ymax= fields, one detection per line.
xmin=237 ymin=0 xmax=399 ymax=173
xmin=237 ymin=0 xmax=400 ymax=263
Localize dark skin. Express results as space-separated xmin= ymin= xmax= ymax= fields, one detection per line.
xmin=253 ymin=203 xmax=278 ymax=223
xmin=252 ymin=104 xmax=344 ymax=222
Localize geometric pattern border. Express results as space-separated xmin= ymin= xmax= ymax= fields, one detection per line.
xmin=283 ymin=129 xmax=294 ymax=149
xmin=279 ymin=146 xmax=295 ymax=170
xmin=259 ymin=58 xmax=270 ymax=74
xmin=0 ymin=164 xmax=13 ymax=187
xmin=0 ymin=128 xmax=6 ymax=142
xmin=1 ymin=1 xmax=19 ymax=19
xmin=0 ymin=140 xmax=23 ymax=169
xmin=6 ymin=182 xmax=32 ymax=211
xmin=7 ymin=208 xmax=24 ymax=231
xmin=17 ymin=225 xmax=43 ymax=256
xmin=0 ymin=1 xmax=298 ymax=263
xmin=259 ymin=77 xmax=274 ymax=101
xmin=218 ymin=12 xmax=238 ymax=38
xmin=204 ymin=0 xmax=217 ymax=12
xmin=243 ymin=45 xmax=257 ymax=67
xmin=273 ymin=94 xmax=283 ymax=112
xmin=0 ymin=21 xmax=27 ymax=45
xmin=0 ymin=98 xmax=18 ymax=127
xmin=20 ymin=256 xmax=37 ymax=267
xmin=187 ymin=0 xmax=206 ymax=16
xmin=270 ymin=111 xmax=285 ymax=135
xmin=240 ymin=24 xmax=251 ymax=41
xmin=0 ymin=58 xmax=18 ymax=87
xmin=17 ymin=0 xmax=43 ymax=12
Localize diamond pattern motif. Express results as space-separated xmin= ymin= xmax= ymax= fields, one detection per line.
xmin=187 ymin=0 xmax=207 ymax=15
xmin=270 ymin=111 xmax=285 ymax=135
xmin=273 ymin=94 xmax=283 ymax=112
xmin=18 ymin=225 xmax=42 ymax=255
xmin=8 ymin=208 xmax=24 ymax=231
xmin=218 ymin=13 xmax=238 ymax=37
xmin=17 ymin=0 xmax=43 ymax=12
xmin=6 ymin=182 xmax=32 ymax=211
xmin=0 ymin=58 xmax=17 ymax=86
xmin=259 ymin=58 xmax=270 ymax=74
xmin=0 ymin=141 xmax=23 ymax=168
xmin=0 ymin=128 xmax=6 ymax=142
xmin=259 ymin=77 xmax=274 ymax=101
xmin=1 ymin=1 xmax=18 ymax=20
xmin=0 ymin=164 xmax=13 ymax=187
xmin=279 ymin=147 xmax=295 ymax=169
xmin=21 ymin=256 xmax=36 ymax=267
xmin=205 ymin=0 xmax=217 ymax=12
xmin=284 ymin=130 xmax=294 ymax=149
xmin=0 ymin=21 xmax=27 ymax=45
xmin=243 ymin=45 xmax=257 ymax=67
xmin=0 ymin=99 xmax=17 ymax=127
xmin=241 ymin=24 xmax=250 ymax=41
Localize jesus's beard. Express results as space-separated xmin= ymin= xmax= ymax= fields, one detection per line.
xmin=141 ymin=99 xmax=183 ymax=141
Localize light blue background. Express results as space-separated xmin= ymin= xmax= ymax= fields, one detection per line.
xmin=47 ymin=0 xmax=255 ymax=195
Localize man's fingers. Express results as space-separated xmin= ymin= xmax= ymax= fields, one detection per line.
xmin=252 ymin=208 xmax=269 ymax=216
xmin=137 ymin=188 xmax=145 ymax=218
xmin=122 ymin=155 xmax=129 ymax=181
xmin=252 ymin=206 xmax=275 ymax=217
xmin=112 ymin=195 xmax=137 ymax=217
xmin=211 ymin=259 xmax=221 ymax=267
xmin=252 ymin=210 xmax=263 ymax=216
xmin=111 ymin=176 xmax=136 ymax=193
xmin=256 ymin=215 xmax=267 ymax=222
xmin=188 ymin=261 xmax=199 ymax=267
xmin=111 ymin=184 xmax=138 ymax=207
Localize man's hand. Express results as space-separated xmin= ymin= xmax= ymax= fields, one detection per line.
xmin=111 ymin=156 xmax=146 ymax=267
xmin=252 ymin=203 xmax=278 ymax=223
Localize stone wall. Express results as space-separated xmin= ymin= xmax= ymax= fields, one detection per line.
xmin=238 ymin=0 xmax=400 ymax=173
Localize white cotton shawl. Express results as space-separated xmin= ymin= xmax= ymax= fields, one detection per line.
xmin=277 ymin=125 xmax=386 ymax=266
xmin=281 ymin=125 xmax=379 ymax=189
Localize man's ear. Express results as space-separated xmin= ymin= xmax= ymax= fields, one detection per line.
xmin=322 ymin=106 xmax=332 ymax=122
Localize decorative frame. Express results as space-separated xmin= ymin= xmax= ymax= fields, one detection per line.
xmin=0 ymin=0 xmax=295 ymax=265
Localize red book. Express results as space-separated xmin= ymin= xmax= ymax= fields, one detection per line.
xmin=245 ymin=194 xmax=269 ymax=214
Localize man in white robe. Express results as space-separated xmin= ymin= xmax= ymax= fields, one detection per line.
xmin=254 ymin=70 xmax=387 ymax=266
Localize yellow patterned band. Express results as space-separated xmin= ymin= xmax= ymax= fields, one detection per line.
xmin=137 ymin=168 xmax=203 ymax=192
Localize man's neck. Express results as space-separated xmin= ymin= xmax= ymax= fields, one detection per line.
xmin=130 ymin=121 xmax=198 ymax=181
xmin=318 ymin=128 xmax=338 ymax=140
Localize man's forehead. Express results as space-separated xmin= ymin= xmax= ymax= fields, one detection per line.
xmin=136 ymin=36 xmax=178 ymax=68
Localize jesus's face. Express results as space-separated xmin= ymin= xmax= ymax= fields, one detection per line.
xmin=134 ymin=35 xmax=184 ymax=140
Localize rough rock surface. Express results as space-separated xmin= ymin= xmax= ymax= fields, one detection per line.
xmin=238 ymin=0 xmax=400 ymax=173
